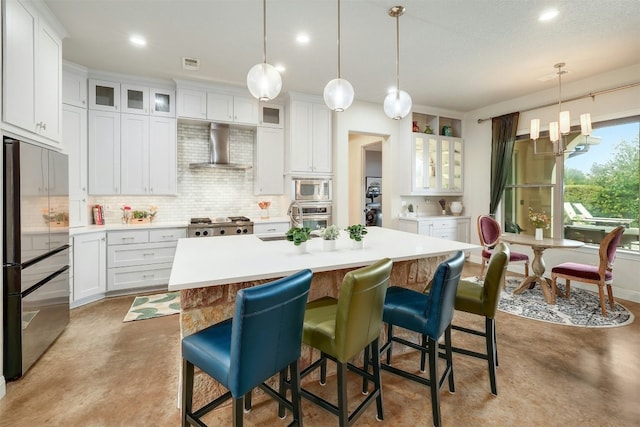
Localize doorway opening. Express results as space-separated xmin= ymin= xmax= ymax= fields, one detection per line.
xmin=348 ymin=133 xmax=386 ymax=226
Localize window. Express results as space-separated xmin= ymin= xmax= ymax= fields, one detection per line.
xmin=504 ymin=116 xmax=639 ymax=253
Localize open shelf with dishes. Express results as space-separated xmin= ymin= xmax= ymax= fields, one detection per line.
xmin=411 ymin=112 xmax=462 ymax=138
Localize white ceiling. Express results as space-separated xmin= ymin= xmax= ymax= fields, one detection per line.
xmin=45 ymin=0 xmax=640 ymax=112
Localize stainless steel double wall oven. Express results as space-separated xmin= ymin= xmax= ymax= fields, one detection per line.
xmin=291 ymin=177 xmax=333 ymax=230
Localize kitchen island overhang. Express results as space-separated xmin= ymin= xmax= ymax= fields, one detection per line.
xmin=168 ymin=226 xmax=479 ymax=409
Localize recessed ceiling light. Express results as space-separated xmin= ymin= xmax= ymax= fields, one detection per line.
xmin=296 ymin=33 xmax=310 ymax=44
xmin=539 ymin=9 xmax=559 ymax=21
xmin=275 ymin=63 xmax=286 ymax=73
xmin=129 ymin=35 xmax=147 ymax=47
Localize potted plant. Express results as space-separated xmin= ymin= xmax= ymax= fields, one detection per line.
xmin=131 ymin=210 xmax=149 ymax=223
xmin=286 ymin=226 xmax=311 ymax=252
xmin=319 ymin=224 xmax=340 ymax=251
xmin=407 ymin=204 xmax=416 ymax=217
xmin=345 ymin=224 xmax=368 ymax=249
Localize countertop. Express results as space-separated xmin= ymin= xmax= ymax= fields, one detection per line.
xmin=398 ymin=215 xmax=471 ymax=221
xmin=168 ymin=226 xmax=480 ymax=291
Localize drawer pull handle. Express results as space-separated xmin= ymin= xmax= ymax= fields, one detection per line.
xmin=122 ymin=237 xmax=135 ymax=240
xmin=143 ymin=253 xmax=155 ymax=256
xmin=143 ymin=274 xmax=155 ymax=278
xmin=267 ymin=228 xmax=276 ymax=232
xmin=161 ymin=235 xmax=173 ymax=239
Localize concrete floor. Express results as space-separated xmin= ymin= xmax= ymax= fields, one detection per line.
xmin=1 ymin=262 xmax=639 ymax=426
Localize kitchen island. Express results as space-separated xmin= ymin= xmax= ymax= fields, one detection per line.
xmin=169 ymin=226 xmax=478 ymax=407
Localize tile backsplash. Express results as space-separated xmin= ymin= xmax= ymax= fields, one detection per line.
xmin=88 ymin=122 xmax=285 ymax=225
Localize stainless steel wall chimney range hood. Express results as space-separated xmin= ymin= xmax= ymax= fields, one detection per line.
xmin=189 ymin=123 xmax=252 ymax=170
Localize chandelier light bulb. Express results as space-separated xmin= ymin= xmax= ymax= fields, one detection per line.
xmin=383 ymin=89 xmax=412 ymax=120
xmin=580 ymin=113 xmax=592 ymax=135
xmin=530 ymin=119 xmax=540 ymax=140
xmin=549 ymin=121 xmax=559 ymax=143
xmin=324 ymin=78 xmax=354 ymax=112
xmin=247 ymin=62 xmax=282 ymax=101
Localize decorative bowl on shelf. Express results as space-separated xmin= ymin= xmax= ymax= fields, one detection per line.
xmin=450 ymin=201 xmax=463 ymax=216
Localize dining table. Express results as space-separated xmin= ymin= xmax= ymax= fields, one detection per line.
xmin=500 ymin=233 xmax=584 ymax=304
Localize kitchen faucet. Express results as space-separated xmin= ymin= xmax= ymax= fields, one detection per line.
xmin=288 ymin=201 xmax=303 ymax=228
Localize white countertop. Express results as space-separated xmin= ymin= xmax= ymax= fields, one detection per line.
xmin=399 ymin=215 xmax=470 ymax=221
xmin=69 ymin=221 xmax=187 ymax=236
xmin=168 ymin=226 xmax=480 ymax=291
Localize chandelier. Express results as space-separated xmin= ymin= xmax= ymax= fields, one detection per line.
xmin=247 ymin=0 xmax=282 ymax=101
xmin=324 ymin=0 xmax=355 ymax=112
xmin=530 ymin=62 xmax=592 ymax=156
xmin=383 ymin=5 xmax=412 ymax=120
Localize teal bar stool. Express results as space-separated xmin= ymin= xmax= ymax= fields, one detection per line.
xmin=380 ymin=251 xmax=465 ymax=427
xmin=450 ymin=243 xmax=509 ymax=395
xmin=181 ymin=269 xmax=313 ymax=427
xmin=299 ymin=258 xmax=393 ymax=427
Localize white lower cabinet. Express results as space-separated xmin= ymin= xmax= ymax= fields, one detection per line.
xmin=399 ymin=217 xmax=470 ymax=243
xmin=72 ymin=231 xmax=106 ymax=307
xmin=106 ymin=228 xmax=185 ymax=293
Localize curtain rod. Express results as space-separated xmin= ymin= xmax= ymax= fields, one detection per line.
xmin=477 ymin=81 xmax=640 ymax=124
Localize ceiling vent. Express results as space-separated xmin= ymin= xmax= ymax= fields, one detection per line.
xmin=182 ymin=57 xmax=200 ymax=71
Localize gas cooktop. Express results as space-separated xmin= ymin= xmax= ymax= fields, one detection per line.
xmin=187 ymin=216 xmax=253 ymax=237
xmin=189 ymin=216 xmax=252 ymax=225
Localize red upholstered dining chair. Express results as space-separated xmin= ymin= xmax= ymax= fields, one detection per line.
xmin=477 ymin=215 xmax=529 ymax=285
xmin=551 ymin=225 xmax=625 ymax=316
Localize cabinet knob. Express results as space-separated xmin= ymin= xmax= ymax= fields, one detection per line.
xmin=82 ymin=100 xmax=86 ymax=105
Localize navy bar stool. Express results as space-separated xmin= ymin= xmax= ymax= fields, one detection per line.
xmin=181 ymin=269 xmax=313 ymax=427
xmin=379 ymin=251 xmax=465 ymax=427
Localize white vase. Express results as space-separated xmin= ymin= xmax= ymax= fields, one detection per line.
xmin=295 ymin=241 xmax=308 ymax=253
xmin=535 ymin=228 xmax=544 ymax=240
xmin=352 ymin=240 xmax=363 ymax=249
xmin=323 ymin=239 xmax=337 ymax=251
xmin=450 ymin=201 xmax=463 ymax=216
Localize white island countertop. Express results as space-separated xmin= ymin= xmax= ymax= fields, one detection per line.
xmin=168 ymin=226 xmax=479 ymax=291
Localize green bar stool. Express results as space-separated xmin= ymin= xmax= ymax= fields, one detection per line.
xmin=181 ymin=269 xmax=313 ymax=427
xmin=450 ymin=243 xmax=509 ymax=396
xmin=299 ymin=258 xmax=393 ymax=427
xmin=380 ymin=251 xmax=465 ymax=427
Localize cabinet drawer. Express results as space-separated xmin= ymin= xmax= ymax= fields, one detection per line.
xmin=430 ymin=220 xmax=456 ymax=229
xmin=149 ymin=228 xmax=186 ymax=242
xmin=107 ymin=262 xmax=173 ymax=291
xmin=254 ymin=222 xmax=289 ymax=235
xmin=107 ymin=230 xmax=149 ymax=245
xmin=108 ymin=242 xmax=177 ymax=268
xmin=431 ymin=229 xmax=457 ymax=241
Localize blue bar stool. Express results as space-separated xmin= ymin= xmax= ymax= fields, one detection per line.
xmin=299 ymin=258 xmax=393 ymax=427
xmin=379 ymin=251 xmax=465 ymax=427
xmin=181 ymin=269 xmax=313 ymax=427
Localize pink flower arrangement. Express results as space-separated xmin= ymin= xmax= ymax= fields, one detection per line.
xmin=528 ymin=207 xmax=550 ymax=229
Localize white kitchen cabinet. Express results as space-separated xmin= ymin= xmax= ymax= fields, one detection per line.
xmin=176 ymin=88 xmax=207 ymax=120
xmin=398 ymin=217 xmax=470 ymax=243
xmin=3 ymin=0 xmax=63 ymax=145
xmin=88 ymin=109 xmax=120 ymax=195
xmin=121 ymin=84 xmax=149 ymax=115
xmin=106 ymin=228 xmax=185 ymax=293
xmin=287 ymin=97 xmax=332 ymax=174
xmin=411 ymin=133 xmax=463 ymax=195
xmin=72 ymin=231 xmax=106 ymax=307
xmin=150 ymin=88 xmax=175 ymax=117
xmin=149 ymin=117 xmax=177 ymax=194
xmin=63 ymin=104 xmax=88 ymax=227
xmin=255 ymin=127 xmax=284 ymax=195
xmin=62 ymin=62 xmax=88 ymax=108
xmin=207 ymin=93 xmax=259 ymax=125
xmin=89 ymin=79 xmax=120 ymax=112
xmin=120 ymin=113 xmax=149 ymax=194
xmin=259 ymin=103 xmax=284 ymax=128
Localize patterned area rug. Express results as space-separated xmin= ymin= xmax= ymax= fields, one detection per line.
xmin=464 ymin=277 xmax=634 ymax=328
xmin=123 ymin=292 xmax=180 ymax=322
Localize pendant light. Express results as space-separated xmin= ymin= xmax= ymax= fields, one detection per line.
xmin=324 ymin=0 xmax=354 ymax=112
xmin=247 ymin=0 xmax=282 ymax=101
xmin=383 ymin=5 xmax=412 ymax=120
xmin=530 ymin=63 xmax=592 ymax=155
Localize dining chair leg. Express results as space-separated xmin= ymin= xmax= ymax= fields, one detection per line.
xmin=606 ymin=284 xmax=615 ymax=310
xmin=320 ymin=353 xmax=328 ymax=385
xmin=362 ymin=344 xmax=370 ymax=394
xmin=486 ymin=317 xmax=498 ymax=395
xmin=419 ymin=333 xmax=428 ymax=373
xmin=181 ymin=359 xmax=194 ymax=427
xmin=428 ymin=336 xmax=442 ymax=427
xmin=277 ymin=367 xmax=286 ymax=419
xmin=244 ymin=390 xmax=252 ymax=413
xmin=565 ymin=279 xmax=571 ymax=298
xmin=597 ymin=285 xmax=608 ymax=316
xmin=385 ymin=324 xmax=395 ymax=364
xmin=493 ymin=320 xmax=499 ymax=367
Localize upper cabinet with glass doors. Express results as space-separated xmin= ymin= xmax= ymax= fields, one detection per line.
xmin=410 ymin=112 xmax=463 ymax=195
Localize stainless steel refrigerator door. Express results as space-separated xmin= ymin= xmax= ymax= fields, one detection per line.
xmin=48 ymin=150 xmax=69 ymax=251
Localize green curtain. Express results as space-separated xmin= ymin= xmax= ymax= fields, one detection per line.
xmin=489 ymin=113 xmax=520 ymax=215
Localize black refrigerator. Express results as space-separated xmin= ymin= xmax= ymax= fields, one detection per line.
xmin=3 ymin=137 xmax=70 ymax=380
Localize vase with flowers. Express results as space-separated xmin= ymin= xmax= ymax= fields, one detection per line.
xmin=319 ymin=224 xmax=340 ymax=251
xmin=528 ymin=207 xmax=550 ymax=240
xmin=121 ymin=205 xmax=132 ymax=223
